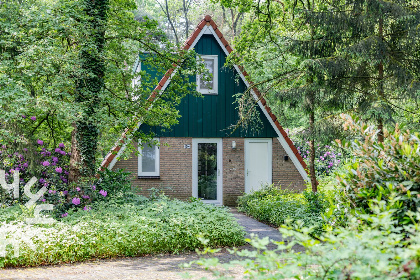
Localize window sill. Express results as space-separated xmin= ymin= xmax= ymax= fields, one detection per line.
xmin=138 ymin=176 xmax=160 ymax=179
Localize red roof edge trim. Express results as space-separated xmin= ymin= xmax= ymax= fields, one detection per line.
xmin=101 ymin=15 xmax=308 ymax=178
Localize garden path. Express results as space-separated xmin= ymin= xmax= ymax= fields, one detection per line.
xmin=0 ymin=208 xmax=300 ymax=280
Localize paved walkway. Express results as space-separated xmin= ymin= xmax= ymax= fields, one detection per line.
xmin=0 ymin=209 xmax=298 ymax=280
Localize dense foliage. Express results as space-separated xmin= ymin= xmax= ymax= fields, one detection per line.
xmin=192 ymin=199 xmax=420 ymax=279
xmin=337 ymin=115 xmax=420 ymax=225
xmin=237 ymin=185 xmax=328 ymax=235
xmin=0 ymin=195 xmax=245 ymax=268
xmin=0 ymin=139 xmax=133 ymax=217
xmin=0 ymin=0 xmax=202 ymax=180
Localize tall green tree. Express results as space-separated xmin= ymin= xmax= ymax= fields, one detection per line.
xmin=218 ymin=0 xmax=420 ymax=191
xmin=0 ymin=0 xmax=201 ymax=181
xmin=217 ymin=0 xmax=353 ymax=191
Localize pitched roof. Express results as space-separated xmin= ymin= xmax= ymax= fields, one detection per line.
xmin=100 ymin=15 xmax=309 ymax=181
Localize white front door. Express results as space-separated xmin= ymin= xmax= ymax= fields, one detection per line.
xmin=245 ymin=139 xmax=272 ymax=193
xmin=192 ymin=139 xmax=223 ymax=204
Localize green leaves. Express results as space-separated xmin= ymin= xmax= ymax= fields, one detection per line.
xmin=0 ymin=195 xmax=245 ymax=267
xmin=336 ymin=115 xmax=420 ymax=226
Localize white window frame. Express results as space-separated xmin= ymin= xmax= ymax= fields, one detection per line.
xmin=196 ymin=55 xmax=218 ymax=95
xmin=132 ymin=60 xmax=141 ymax=88
xmin=138 ymin=138 xmax=160 ymax=177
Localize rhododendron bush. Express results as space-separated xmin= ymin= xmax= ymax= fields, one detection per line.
xmin=0 ymin=139 xmax=110 ymax=217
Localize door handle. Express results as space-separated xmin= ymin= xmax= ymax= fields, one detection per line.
xmin=218 ymin=169 xmax=220 ymax=176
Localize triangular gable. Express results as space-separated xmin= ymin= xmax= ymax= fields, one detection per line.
xmin=101 ymin=15 xmax=309 ymax=182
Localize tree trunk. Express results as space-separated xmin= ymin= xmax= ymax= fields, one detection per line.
xmin=72 ymin=0 xmax=108 ymax=179
xmin=309 ymin=109 xmax=317 ymax=192
xmin=68 ymin=123 xmax=80 ymax=183
xmin=377 ymin=15 xmax=384 ymax=142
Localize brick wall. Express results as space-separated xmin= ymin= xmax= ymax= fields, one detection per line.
xmin=112 ymin=137 xmax=306 ymax=205
xmin=112 ymin=137 xmax=193 ymax=199
xmin=222 ymin=138 xmax=245 ymax=206
xmin=272 ymin=138 xmax=306 ymax=191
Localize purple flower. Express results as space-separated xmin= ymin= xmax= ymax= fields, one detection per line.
xmin=91 ymin=185 xmax=96 ymax=191
xmin=59 ymin=143 xmax=65 ymax=148
xmin=22 ymin=115 xmax=26 ymax=118
xmin=62 ymin=178 xmax=68 ymax=183
xmin=338 ymin=153 xmax=342 ymax=156
xmin=46 ymin=151 xmax=51 ymax=156
xmin=82 ymin=195 xmax=90 ymax=199
xmin=61 ymin=213 xmax=68 ymax=218
xmin=52 ymin=157 xmax=58 ymax=162
xmin=99 ymin=190 xmax=107 ymax=197
xmin=48 ymin=190 xmax=53 ymax=194
xmin=83 ymin=206 xmax=91 ymax=211
xmin=55 ymin=148 xmax=61 ymax=153
xmin=37 ymin=139 xmax=44 ymax=145
xmin=76 ymin=187 xmax=81 ymax=192
xmin=30 ymin=116 xmax=36 ymax=121
xmin=60 ymin=150 xmax=66 ymax=155
xmin=72 ymin=197 xmax=80 ymax=205
xmin=55 ymin=167 xmax=63 ymax=173
xmin=63 ymin=190 xmax=68 ymax=195
xmin=41 ymin=198 xmax=46 ymax=202
xmin=23 ymin=148 xmax=28 ymax=152
xmin=51 ymin=161 xmax=57 ymax=166
xmin=42 ymin=161 xmax=50 ymax=167
xmin=39 ymin=178 xmax=45 ymax=184
xmin=64 ymin=171 xmax=69 ymax=175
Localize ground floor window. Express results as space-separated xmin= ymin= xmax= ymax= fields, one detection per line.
xmin=138 ymin=138 xmax=160 ymax=177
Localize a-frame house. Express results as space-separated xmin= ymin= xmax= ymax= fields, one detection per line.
xmin=101 ymin=15 xmax=308 ymax=206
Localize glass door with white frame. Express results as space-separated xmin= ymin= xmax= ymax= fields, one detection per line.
xmin=192 ymin=139 xmax=222 ymax=204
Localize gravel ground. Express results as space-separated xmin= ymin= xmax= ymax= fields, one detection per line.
xmin=0 ymin=209 xmax=302 ymax=280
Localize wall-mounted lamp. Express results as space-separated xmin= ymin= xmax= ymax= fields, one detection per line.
xmin=231 ymin=141 xmax=237 ymax=150
xmin=284 ymin=155 xmax=289 ymax=161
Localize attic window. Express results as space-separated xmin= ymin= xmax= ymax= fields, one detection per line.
xmin=132 ymin=61 xmax=141 ymax=88
xmin=197 ymin=55 xmax=218 ymax=95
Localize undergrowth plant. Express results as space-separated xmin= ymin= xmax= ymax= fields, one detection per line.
xmin=0 ymin=195 xmax=245 ymax=268
xmin=337 ymin=114 xmax=420 ymax=225
xmin=237 ymin=184 xmax=329 ymax=235
xmin=188 ymin=197 xmax=420 ymax=279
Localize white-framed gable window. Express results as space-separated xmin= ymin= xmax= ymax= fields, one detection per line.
xmin=197 ymin=55 xmax=218 ymax=94
xmin=132 ymin=61 xmax=141 ymax=88
xmin=138 ymin=138 xmax=160 ymax=177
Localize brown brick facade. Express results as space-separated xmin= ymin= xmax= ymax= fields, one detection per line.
xmin=112 ymin=137 xmax=305 ymax=206
xmin=272 ymin=139 xmax=306 ymax=191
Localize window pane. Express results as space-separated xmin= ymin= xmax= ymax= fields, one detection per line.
xmin=142 ymin=144 xmax=155 ymax=172
xmin=200 ymin=58 xmax=214 ymax=90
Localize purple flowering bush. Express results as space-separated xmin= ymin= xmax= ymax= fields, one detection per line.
xmin=0 ymin=140 xmax=111 ymax=217
xmin=294 ymin=141 xmax=346 ymax=176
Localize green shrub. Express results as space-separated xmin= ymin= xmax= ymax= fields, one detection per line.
xmin=190 ymin=196 xmax=420 ymax=279
xmin=0 ymin=195 xmax=245 ymax=268
xmin=96 ymin=168 xmax=132 ymax=194
xmin=336 ymin=115 xmax=420 ymax=225
xmin=238 ymin=184 xmax=328 ymax=235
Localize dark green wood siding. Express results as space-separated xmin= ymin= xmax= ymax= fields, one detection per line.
xmin=141 ymin=34 xmax=278 ymax=138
